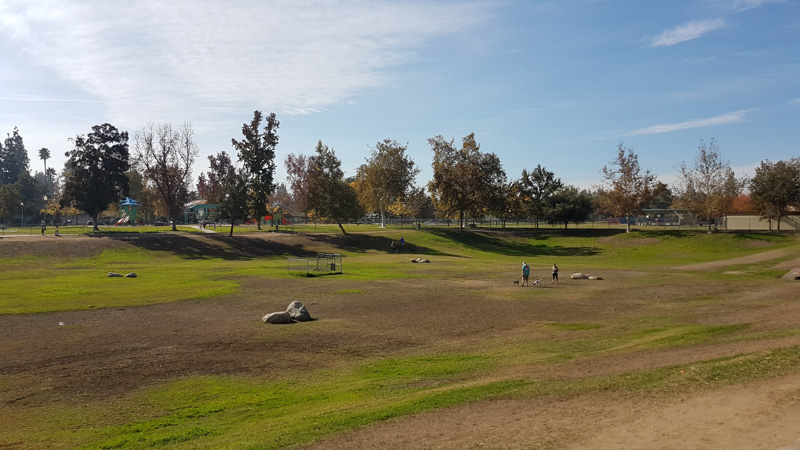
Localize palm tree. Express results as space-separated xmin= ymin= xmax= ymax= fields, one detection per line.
xmin=39 ymin=148 xmax=51 ymax=179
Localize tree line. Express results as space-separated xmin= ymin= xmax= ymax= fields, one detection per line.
xmin=2 ymin=115 xmax=799 ymax=234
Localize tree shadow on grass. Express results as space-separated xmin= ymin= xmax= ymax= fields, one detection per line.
xmin=520 ymin=228 xmax=625 ymax=240
xmin=425 ymin=229 xmax=604 ymax=257
xmin=635 ymin=229 xmax=703 ymax=239
xmin=300 ymin=233 xmax=448 ymax=256
xmin=99 ymin=234 xmax=313 ymax=261
xmin=99 ymin=232 xmax=445 ymax=261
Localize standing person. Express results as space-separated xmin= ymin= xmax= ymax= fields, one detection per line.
xmin=521 ymin=261 xmax=530 ymax=286
xmin=552 ymin=263 xmax=559 ymax=284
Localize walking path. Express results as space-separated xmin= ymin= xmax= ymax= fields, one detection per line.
xmin=191 ymin=225 xmax=217 ymax=234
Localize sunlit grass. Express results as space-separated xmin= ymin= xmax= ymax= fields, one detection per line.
xmin=2 ymin=229 xmax=800 ymax=448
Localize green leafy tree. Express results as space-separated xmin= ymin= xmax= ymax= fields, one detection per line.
xmin=201 ymin=152 xmax=236 ymax=205
xmin=41 ymin=191 xmax=79 ymax=227
xmin=749 ymin=159 xmax=800 ymax=231
xmin=484 ymin=180 xmax=518 ymax=227
xmin=133 ymin=122 xmax=198 ymax=231
xmin=204 ymin=150 xmax=250 ymax=236
xmin=306 ymin=141 xmax=364 ymax=235
xmin=62 ymin=124 xmax=130 ymax=231
xmin=0 ymin=183 xmax=23 ymax=225
xmin=648 ymin=181 xmax=673 ymax=209
xmin=427 ymin=133 xmax=506 ymax=229
xmin=596 ymin=143 xmax=656 ymax=233
xmin=0 ymin=127 xmax=30 ymax=185
xmin=353 ymin=139 xmax=419 ymax=228
xmin=502 ymin=179 xmax=526 ymax=221
xmin=546 ymin=185 xmax=594 ymax=229
xmin=674 ymin=139 xmax=745 ymax=233
xmin=519 ymin=165 xmax=563 ymax=227
xmin=232 ymin=111 xmax=279 ymax=230
xmin=387 ymin=186 xmax=435 ymax=220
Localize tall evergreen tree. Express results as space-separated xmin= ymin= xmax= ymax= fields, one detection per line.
xmin=1 ymin=127 xmax=30 ymax=185
xmin=232 ymin=111 xmax=279 ymax=230
xmin=306 ymin=141 xmax=363 ymax=235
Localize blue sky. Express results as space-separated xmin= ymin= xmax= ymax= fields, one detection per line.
xmin=1 ymin=0 xmax=798 ymax=191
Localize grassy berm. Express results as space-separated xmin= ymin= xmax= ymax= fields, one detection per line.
xmin=2 ymin=228 xmax=800 ymax=449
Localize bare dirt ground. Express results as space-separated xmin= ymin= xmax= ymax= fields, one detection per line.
xmin=2 ymin=234 xmax=800 ymax=449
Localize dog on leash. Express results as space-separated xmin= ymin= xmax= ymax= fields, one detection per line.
xmin=514 ymin=280 xmax=519 ymax=285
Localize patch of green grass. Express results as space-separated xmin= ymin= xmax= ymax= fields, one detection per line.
xmin=508 ymin=321 xmax=750 ymax=364
xmin=12 ymin=341 xmax=800 ymax=449
xmin=16 ymin=352 xmax=515 ymax=449
xmin=577 ymin=345 xmax=800 ymax=394
xmin=545 ymin=322 xmax=605 ymax=331
xmin=0 ymin=253 xmax=240 ymax=314
xmin=3 ymin=228 xmax=800 ymax=448
xmin=619 ymin=324 xmax=750 ymax=349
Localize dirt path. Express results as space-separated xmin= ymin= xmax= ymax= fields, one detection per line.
xmin=674 ymin=248 xmax=795 ymax=272
xmin=306 ymin=373 xmax=800 ymax=449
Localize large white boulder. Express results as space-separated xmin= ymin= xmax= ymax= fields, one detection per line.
xmin=287 ymin=301 xmax=311 ymax=322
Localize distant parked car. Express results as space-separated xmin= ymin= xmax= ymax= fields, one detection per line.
xmin=86 ymin=221 xmax=94 ymax=226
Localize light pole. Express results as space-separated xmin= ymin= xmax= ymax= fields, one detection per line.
xmin=43 ymin=196 xmax=48 ymax=235
xmin=20 ymin=202 xmax=24 ymax=228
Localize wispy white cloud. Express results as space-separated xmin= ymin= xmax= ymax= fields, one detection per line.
xmin=627 ymin=110 xmax=754 ymax=136
xmin=0 ymin=0 xmax=492 ymax=127
xmin=789 ymin=98 xmax=800 ymax=106
xmin=648 ymin=18 xmax=725 ymax=47
xmin=716 ymin=0 xmax=787 ymax=13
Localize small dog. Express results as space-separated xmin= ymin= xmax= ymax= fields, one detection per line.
xmin=532 ymin=279 xmax=542 ymax=287
xmin=514 ymin=280 xmax=519 ymax=285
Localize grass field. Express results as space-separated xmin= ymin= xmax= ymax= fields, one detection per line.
xmin=1 ymin=228 xmax=800 ymax=448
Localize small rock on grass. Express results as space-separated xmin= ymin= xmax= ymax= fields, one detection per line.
xmin=262 ymin=311 xmax=294 ymax=324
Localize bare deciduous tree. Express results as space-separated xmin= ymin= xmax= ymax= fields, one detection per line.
xmin=595 ymin=143 xmax=656 ymax=233
xmin=674 ymin=139 xmax=745 ymax=233
xmin=133 ymin=122 xmax=198 ymax=231
xmin=353 ymin=139 xmax=419 ymax=228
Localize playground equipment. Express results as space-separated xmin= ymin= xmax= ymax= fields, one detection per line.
xmin=119 ymin=197 xmax=139 ymax=227
xmin=287 ymin=253 xmax=343 ymax=275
